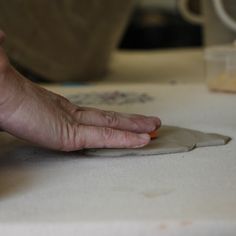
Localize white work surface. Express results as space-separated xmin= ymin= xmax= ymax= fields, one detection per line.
xmin=0 ymin=50 xmax=236 ymax=235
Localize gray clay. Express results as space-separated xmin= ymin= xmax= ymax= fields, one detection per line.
xmin=83 ymin=126 xmax=230 ymax=157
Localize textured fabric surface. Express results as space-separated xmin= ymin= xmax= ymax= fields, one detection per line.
xmin=0 ymin=84 xmax=235 ymax=236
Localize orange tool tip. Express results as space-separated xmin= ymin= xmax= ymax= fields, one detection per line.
xmin=149 ymin=130 xmax=158 ymax=139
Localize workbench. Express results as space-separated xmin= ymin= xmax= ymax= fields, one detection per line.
xmin=0 ymin=49 xmax=236 ymax=235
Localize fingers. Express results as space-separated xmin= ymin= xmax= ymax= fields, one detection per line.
xmin=72 ymin=107 xmax=161 ymax=133
xmin=61 ymin=124 xmax=150 ymax=151
xmin=0 ymin=30 xmax=6 ymax=45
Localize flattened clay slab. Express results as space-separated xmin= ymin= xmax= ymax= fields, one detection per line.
xmin=84 ymin=126 xmax=230 ymax=157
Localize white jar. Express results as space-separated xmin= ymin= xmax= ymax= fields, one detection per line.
xmin=204 ymin=44 xmax=236 ymax=92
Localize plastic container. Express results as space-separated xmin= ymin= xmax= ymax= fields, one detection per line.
xmin=204 ymin=44 xmax=236 ymax=92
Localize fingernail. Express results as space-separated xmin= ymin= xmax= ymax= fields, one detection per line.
xmin=134 ymin=134 xmax=150 ymax=148
xmin=157 ymin=118 xmax=162 ymax=128
xmin=151 ymin=117 xmax=161 ymax=128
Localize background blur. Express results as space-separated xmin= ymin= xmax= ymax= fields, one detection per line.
xmin=120 ymin=0 xmax=202 ymax=49
xmin=1 ymin=0 xmax=236 ymax=83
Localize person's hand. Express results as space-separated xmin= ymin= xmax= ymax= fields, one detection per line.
xmin=0 ymin=31 xmax=161 ymax=151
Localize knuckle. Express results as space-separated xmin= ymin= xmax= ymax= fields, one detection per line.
xmin=59 ymin=123 xmax=85 ymax=151
xmin=60 ymin=96 xmax=70 ymax=105
xmin=101 ymin=127 xmax=115 ymax=141
xmin=72 ymin=125 xmax=86 ymax=150
xmin=58 ymin=124 xmax=74 ymax=152
xmin=57 ymin=96 xmax=70 ymax=107
xmin=71 ymin=107 xmax=83 ymax=119
xmin=122 ymin=131 xmax=130 ymax=145
xmin=103 ymin=111 xmax=119 ymax=127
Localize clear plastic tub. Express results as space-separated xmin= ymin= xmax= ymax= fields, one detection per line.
xmin=204 ymin=44 xmax=236 ymax=92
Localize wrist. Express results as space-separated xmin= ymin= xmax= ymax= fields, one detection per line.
xmin=0 ymin=46 xmax=12 ymax=104
xmin=0 ymin=46 xmax=27 ymax=131
xmin=0 ymin=65 xmax=14 ymax=105
xmin=0 ymin=66 xmax=26 ymax=128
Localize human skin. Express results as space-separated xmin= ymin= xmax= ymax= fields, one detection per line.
xmin=0 ymin=30 xmax=161 ymax=151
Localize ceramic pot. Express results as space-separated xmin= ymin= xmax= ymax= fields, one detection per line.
xmin=0 ymin=0 xmax=134 ymax=81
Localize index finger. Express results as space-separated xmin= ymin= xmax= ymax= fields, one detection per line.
xmin=72 ymin=107 xmax=161 ymax=134
xmin=60 ymin=124 xmax=151 ymax=151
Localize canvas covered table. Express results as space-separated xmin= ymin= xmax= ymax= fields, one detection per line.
xmin=0 ymin=49 xmax=236 ymax=235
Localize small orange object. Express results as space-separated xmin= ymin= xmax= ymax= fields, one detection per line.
xmin=149 ymin=130 xmax=158 ymax=139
